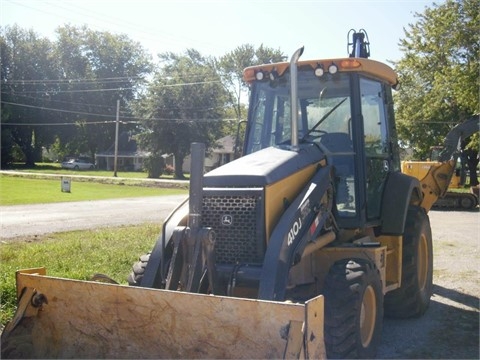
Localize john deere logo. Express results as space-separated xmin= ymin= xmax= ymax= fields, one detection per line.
xmin=221 ymin=215 xmax=233 ymax=226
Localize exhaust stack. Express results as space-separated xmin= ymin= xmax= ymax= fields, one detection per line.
xmin=290 ymin=46 xmax=304 ymax=150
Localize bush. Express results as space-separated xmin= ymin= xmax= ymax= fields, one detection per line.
xmin=143 ymin=154 xmax=165 ymax=178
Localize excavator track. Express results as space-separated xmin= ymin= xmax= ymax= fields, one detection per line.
xmin=433 ymin=192 xmax=478 ymax=211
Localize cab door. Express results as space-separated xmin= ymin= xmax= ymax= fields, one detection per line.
xmin=359 ymin=77 xmax=391 ymax=220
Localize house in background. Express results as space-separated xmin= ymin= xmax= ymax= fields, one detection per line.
xmin=95 ymin=132 xmax=150 ymax=171
xmin=182 ymin=135 xmax=236 ymax=173
xmin=96 ymin=133 xmax=236 ymax=173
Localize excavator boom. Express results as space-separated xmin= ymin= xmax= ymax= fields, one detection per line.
xmin=404 ymin=116 xmax=479 ymax=211
xmin=437 ymin=116 xmax=479 ymax=162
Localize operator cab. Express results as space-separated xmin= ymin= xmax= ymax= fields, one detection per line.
xmin=243 ymin=51 xmax=400 ymax=228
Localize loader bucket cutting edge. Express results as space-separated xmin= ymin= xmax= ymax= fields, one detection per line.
xmin=1 ymin=268 xmax=326 ymax=359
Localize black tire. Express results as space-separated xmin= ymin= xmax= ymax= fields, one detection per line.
xmin=324 ymin=258 xmax=383 ymax=359
xmin=459 ymin=193 xmax=477 ymax=210
xmin=127 ymin=253 xmax=151 ymax=286
xmin=384 ymin=205 xmax=433 ymax=318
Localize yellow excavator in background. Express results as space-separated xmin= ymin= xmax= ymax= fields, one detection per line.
xmin=402 ymin=117 xmax=479 ymax=210
xmin=1 ymin=30 xmax=468 ymax=359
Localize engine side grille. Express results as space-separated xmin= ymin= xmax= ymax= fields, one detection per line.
xmin=202 ymin=190 xmax=264 ymax=264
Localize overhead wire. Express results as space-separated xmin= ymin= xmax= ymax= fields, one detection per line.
xmin=1 ymin=101 xmax=238 ymax=124
xmin=5 ymin=0 xmax=218 ymax=55
xmin=2 ymin=121 xmax=119 ymax=126
xmin=2 ymin=80 xmax=222 ymax=94
xmin=1 ymin=101 xmax=120 ymax=118
xmin=0 ymin=92 xmax=129 ymax=113
xmin=1 ymin=92 xmax=226 ymax=113
xmin=2 ymin=1 xmax=236 ymax=127
xmin=1 ymin=76 xmax=145 ymax=84
xmin=39 ymin=0 xmax=217 ymax=51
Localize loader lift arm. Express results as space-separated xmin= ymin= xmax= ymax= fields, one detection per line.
xmin=418 ymin=116 xmax=479 ymax=211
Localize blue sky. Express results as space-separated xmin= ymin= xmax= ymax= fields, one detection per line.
xmin=1 ymin=0 xmax=439 ymax=63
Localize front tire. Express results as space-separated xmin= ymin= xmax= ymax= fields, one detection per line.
xmin=324 ymin=258 xmax=383 ymax=359
xmin=384 ymin=205 xmax=433 ymax=318
xmin=128 ymin=241 xmax=173 ymax=288
xmin=127 ymin=253 xmax=151 ymax=286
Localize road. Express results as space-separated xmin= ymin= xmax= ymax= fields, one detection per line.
xmin=0 ymin=195 xmax=187 ymax=239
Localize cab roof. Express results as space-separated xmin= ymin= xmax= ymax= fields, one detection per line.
xmin=243 ymin=57 xmax=398 ymax=88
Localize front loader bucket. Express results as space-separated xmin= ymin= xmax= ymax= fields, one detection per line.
xmin=1 ymin=269 xmax=326 ymax=359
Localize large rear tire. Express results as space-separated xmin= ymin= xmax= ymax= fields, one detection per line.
xmin=324 ymin=258 xmax=383 ymax=359
xmin=384 ymin=205 xmax=433 ymax=318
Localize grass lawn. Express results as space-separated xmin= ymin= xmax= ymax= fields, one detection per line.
xmin=0 ymin=223 xmax=161 ymax=326
xmin=0 ymin=174 xmax=188 ymax=205
xmin=0 ymin=169 xmax=188 ymax=328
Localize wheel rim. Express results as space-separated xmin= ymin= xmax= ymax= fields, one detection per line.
xmin=417 ymin=233 xmax=428 ymax=291
xmin=360 ymin=285 xmax=376 ymax=347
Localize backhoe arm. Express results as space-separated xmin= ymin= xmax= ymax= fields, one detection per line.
xmin=419 ymin=159 xmax=456 ymax=212
xmin=419 ymin=116 xmax=479 ymax=212
xmin=438 ymin=116 xmax=479 ymax=162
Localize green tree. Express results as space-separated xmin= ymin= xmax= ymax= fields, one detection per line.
xmin=1 ymin=25 xmax=62 ymax=166
xmin=1 ymin=25 xmax=153 ymax=167
xmin=217 ymin=44 xmax=286 ymax=157
xmin=217 ymin=44 xmax=286 ymax=121
xmin=53 ymin=25 xmax=153 ymax=160
xmin=136 ymin=49 xmax=228 ymax=179
xmin=394 ymin=0 xmax=479 ymax=160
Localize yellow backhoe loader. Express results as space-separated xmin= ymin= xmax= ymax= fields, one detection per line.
xmin=1 ymin=30 xmax=465 ymax=359
xmin=401 ymin=117 xmax=479 ymax=210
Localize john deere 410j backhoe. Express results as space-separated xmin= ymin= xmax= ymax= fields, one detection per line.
xmin=2 ymin=30 xmax=472 ymax=359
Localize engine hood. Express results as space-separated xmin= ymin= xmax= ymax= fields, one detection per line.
xmin=204 ymin=144 xmax=325 ymax=187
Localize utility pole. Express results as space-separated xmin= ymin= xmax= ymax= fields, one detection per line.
xmin=113 ymin=99 xmax=120 ymax=177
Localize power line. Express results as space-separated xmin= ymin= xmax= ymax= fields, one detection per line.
xmin=2 ymin=118 xmax=237 ymax=125
xmin=38 ymin=0 xmax=216 ymax=51
xmin=3 ymin=0 xmax=221 ymax=63
xmin=2 ymin=100 xmax=238 ymax=123
xmin=0 ymin=92 xmax=127 ymax=113
xmin=2 ymin=80 xmax=222 ymax=94
xmin=1 ymin=76 xmax=145 ymax=85
xmin=2 ymin=121 xmax=119 ymax=126
xmin=1 ymin=72 xmax=218 ymax=86
xmin=1 ymin=101 xmax=118 ymax=118
xmin=2 ymin=97 xmax=228 ymax=115
xmin=2 ymin=87 xmax=135 ymax=95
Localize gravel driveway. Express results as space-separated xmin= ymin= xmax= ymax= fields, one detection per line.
xmin=378 ymin=209 xmax=479 ymax=359
xmin=1 ymin=197 xmax=478 ymax=358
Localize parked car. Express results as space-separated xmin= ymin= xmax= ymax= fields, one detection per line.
xmin=61 ymin=158 xmax=95 ymax=170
